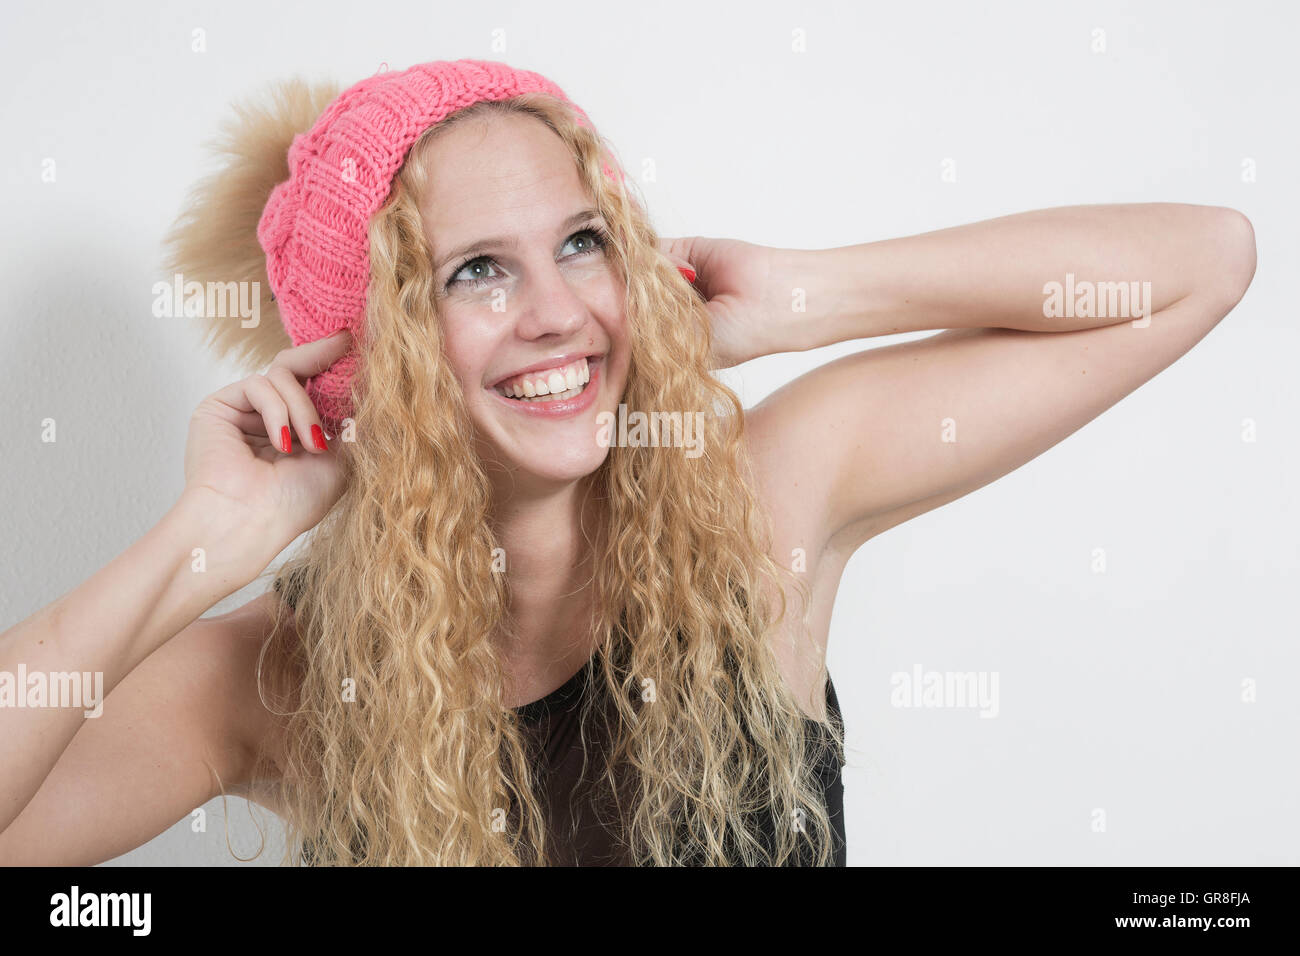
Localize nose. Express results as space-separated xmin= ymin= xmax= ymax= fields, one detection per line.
xmin=512 ymin=257 xmax=588 ymax=341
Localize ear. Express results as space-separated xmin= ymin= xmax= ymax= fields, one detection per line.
xmin=161 ymin=75 xmax=341 ymax=371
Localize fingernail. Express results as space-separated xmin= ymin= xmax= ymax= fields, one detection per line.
xmin=311 ymin=424 xmax=326 ymax=450
xmin=678 ymin=265 xmax=696 ymax=283
xmin=281 ymin=426 xmax=292 ymax=454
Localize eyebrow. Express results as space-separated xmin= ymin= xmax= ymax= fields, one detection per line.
xmin=433 ymin=208 xmax=603 ymax=275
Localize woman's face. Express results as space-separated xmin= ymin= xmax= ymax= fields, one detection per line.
xmin=418 ymin=111 xmax=630 ymax=490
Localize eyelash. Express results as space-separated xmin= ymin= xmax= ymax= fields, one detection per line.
xmin=445 ymin=225 xmax=610 ymax=291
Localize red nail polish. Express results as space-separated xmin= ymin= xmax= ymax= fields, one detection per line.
xmin=311 ymin=425 xmax=326 ymax=450
xmin=679 ymin=265 xmax=696 ymax=283
xmin=280 ymin=426 xmax=292 ymax=454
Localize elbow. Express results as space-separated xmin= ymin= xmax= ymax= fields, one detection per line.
xmin=1205 ymin=206 xmax=1257 ymax=313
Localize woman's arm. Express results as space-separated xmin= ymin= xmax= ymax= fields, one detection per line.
xmin=0 ymin=333 xmax=350 ymax=862
xmin=773 ymin=203 xmax=1255 ymax=345
xmin=729 ymin=203 xmax=1256 ymax=569
xmin=0 ymin=490 xmax=281 ymax=861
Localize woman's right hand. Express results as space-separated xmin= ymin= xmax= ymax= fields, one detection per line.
xmin=182 ymin=331 xmax=353 ymax=549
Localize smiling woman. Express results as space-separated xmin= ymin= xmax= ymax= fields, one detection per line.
xmin=0 ymin=54 xmax=1254 ymax=871
xmin=404 ymin=108 xmax=631 ymax=484
xmin=153 ymin=60 xmax=841 ymax=867
xmin=244 ymin=74 xmax=844 ymax=866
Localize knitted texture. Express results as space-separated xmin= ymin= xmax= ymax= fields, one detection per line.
xmin=256 ymin=58 xmax=621 ymax=430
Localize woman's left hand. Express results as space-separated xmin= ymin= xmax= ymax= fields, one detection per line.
xmin=657 ymin=236 xmax=791 ymax=369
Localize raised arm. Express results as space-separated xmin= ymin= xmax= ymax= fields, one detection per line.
xmin=0 ymin=333 xmax=349 ymax=863
xmin=0 ymin=537 xmax=281 ymax=864
xmin=711 ymin=203 xmax=1255 ymax=561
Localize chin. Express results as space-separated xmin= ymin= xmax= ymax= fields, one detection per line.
xmin=472 ymin=353 xmax=626 ymax=487
xmin=514 ymin=447 xmax=610 ymax=485
xmin=471 ymin=441 xmax=609 ymax=493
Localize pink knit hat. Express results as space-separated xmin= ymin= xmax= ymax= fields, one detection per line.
xmin=257 ymin=59 xmax=622 ymax=430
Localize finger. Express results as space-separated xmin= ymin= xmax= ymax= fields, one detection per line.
xmin=209 ymin=376 xmax=261 ymax=414
xmin=227 ymin=409 xmax=272 ymax=437
xmin=240 ymin=374 xmax=293 ymax=454
xmin=657 ymin=236 xmax=696 ymax=263
xmin=655 ymin=242 xmax=696 ymax=282
xmin=269 ymin=330 xmax=353 ymax=381
xmin=656 ymin=244 xmax=689 ymax=269
xmin=267 ymin=364 xmax=329 ymax=453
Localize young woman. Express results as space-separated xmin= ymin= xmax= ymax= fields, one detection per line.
xmin=0 ymin=59 xmax=1256 ymax=866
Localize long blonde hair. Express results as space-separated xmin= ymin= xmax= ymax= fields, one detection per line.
xmin=166 ymin=77 xmax=842 ymax=866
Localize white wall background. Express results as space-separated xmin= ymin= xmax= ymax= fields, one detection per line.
xmin=1 ymin=0 xmax=1295 ymax=866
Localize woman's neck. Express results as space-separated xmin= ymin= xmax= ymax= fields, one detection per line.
xmin=489 ymin=474 xmax=602 ymax=700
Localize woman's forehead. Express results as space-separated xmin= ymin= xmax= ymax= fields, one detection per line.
xmin=417 ymin=116 xmax=591 ymax=246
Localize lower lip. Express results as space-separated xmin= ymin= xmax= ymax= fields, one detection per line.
xmin=487 ymin=358 xmax=602 ymax=419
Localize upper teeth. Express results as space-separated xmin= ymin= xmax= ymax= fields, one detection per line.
xmin=496 ymin=357 xmax=591 ymax=398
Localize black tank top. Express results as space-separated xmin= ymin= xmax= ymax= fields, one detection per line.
xmin=513 ymin=653 xmax=847 ymax=866
xmin=277 ymin=574 xmax=847 ymax=865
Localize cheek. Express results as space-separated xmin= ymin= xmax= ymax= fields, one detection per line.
xmin=602 ymin=300 xmax=630 ymax=361
xmin=436 ymin=317 xmax=492 ymax=391
xmin=594 ymin=288 xmax=629 ymax=346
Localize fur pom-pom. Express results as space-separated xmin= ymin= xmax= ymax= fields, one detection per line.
xmin=162 ymin=76 xmax=341 ymax=372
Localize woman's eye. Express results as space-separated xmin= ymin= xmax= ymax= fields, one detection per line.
xmin=449 ymin=257 xmax=501 ymax=288
xmin=562 ymin=228 xmax=607 ymax=257
xmin=445 ymin=227 xmax=607 ymax=291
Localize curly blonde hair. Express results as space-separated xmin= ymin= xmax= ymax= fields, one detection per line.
xmin=165 ymin=76 xmax=842 ymax=866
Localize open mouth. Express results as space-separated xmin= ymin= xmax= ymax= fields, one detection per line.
xmin=491 ymin=355 xmax=598 ymax=404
